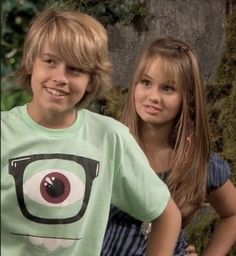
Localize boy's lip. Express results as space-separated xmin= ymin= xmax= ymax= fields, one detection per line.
xmin=44 ymin=86 xmax=69 ymax=96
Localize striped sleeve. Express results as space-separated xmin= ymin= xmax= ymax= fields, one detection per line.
xmin=207 ymin=153 xmax=231 ymax=194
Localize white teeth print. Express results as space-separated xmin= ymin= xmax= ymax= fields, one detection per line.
xmin=29 ymin=236 xmax=43 ymax=246
xmin=43 ymin=238 xmax=60 ymax=251
xmin=47 ymin=88 xmax=66 ymax=96
xmin=29 ymin=236 xmax=75 ymax=251
xmin=61 ymin=239 xmax=74 ymax=248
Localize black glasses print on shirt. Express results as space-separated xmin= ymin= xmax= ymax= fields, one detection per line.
xmin=9 ymin=153 xmax=99 ymax=224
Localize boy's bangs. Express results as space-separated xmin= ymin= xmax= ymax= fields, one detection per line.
xmin=41 ymin=23 xmax=94 ymax=73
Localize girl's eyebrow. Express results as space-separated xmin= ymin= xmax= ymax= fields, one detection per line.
xmin=142 ymin=73 xmax=153 ymax=79
xmin=143 ymin=73 xmax=177 ymax=85
xmin=163 ymin=80 xmax=176 ymax=85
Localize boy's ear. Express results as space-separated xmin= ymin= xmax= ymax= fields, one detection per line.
xmin=86 ymin=83 xmax=93 ymax=92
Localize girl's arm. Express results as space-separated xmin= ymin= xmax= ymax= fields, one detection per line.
xmin=203 ymin=180 xmax=236 ymax=256
xmin=145 ymin=197 xmax=181 ymax=256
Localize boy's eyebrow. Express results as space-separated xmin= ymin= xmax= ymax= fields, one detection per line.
xmin=40 ymin=53 xmax=57 ymax=58
xmin=40 ymin=52 xmax=63 ymax=62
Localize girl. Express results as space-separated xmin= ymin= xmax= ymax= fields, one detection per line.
xmin=102 ymin=37 xmax=236 ymax=255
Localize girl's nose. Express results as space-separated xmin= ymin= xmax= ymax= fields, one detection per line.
xmin=148 ymin=89 xmax=161 ymax=103
xmin=52 ymin=65 xmax=68 ymax=85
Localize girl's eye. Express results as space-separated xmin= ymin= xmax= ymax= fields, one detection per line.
xmin=141 ymin=79 xmax=151 ymax=87
xmin=163 ymin=84 xmax=175 ymax=92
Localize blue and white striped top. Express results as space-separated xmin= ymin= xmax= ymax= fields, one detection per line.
xmin=101 ymin=153 xmax=231 ymax=256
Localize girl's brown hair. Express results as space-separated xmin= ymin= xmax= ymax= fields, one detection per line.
xmin=122 ymin=37 xmax=211 ymax=225
xmin=16 ymin=10 xmax=113 ymax=107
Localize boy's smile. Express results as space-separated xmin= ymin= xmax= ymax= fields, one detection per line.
xmin=28 ymin=44 xmax=91 ymax=129
xmin=45 ymin=87 xmax=69 ymax=97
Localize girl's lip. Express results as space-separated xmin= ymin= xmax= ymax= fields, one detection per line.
xmin=143 ymin=104 xmax=162 ymax=114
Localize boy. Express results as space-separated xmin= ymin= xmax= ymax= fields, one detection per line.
xmin=1 ymin=10 xmax=181 ymax=256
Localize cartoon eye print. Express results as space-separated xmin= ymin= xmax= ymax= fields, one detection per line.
xmin=9 ymin=154 xmax=99 ymax=224
xmin=23 ymin=169 xmax=85 ymax=207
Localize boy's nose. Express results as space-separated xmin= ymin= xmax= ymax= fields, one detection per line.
xmin=52 ymin=65 xmax=68 ymax=85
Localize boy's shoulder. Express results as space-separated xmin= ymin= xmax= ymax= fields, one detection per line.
xmin=82 ymin=109 xmax=129 ymax=135
xmin=83 ymin=109 xmax=126 ymax=127
xmin=1 ymin=105 xmax=22 ymax=120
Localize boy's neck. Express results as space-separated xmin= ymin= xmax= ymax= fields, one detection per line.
xmin=27 ymin=104 xmax=77 ymax=129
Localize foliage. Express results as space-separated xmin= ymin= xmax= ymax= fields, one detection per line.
xmin=45 ymin=0 xmax=148 ymax=29
xmin=100 ymin=86 xmax=128 ymax=120
xmin=86 ymin=86 xmax=127 ymax=121
xmin=1 ymin=0 xmax=46 ymax=78
xmin=1 ymin=87 xmax=32 ymax=111
xmin=206 ymin=9 xmax=236 ymax=184
xmin=185 ymin=208 xmax=217 ymax=253
xmin=215 ymin=9 xmax=236 ymax=84
xmin=185 ymin=207 xmax=236 ymax=255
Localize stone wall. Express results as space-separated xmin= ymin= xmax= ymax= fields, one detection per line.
xmin=107 ymin=0 xmax=226 ymax=88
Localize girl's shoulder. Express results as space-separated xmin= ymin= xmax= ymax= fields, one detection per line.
xmin=207 ymin=153 xmax=231 ymax=193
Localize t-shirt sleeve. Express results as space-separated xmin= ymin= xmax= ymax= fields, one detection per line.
xmin=207 ymin=153 xmax=231 ymax=194
xmin=111 ymin=128 xmax=170 ymax=222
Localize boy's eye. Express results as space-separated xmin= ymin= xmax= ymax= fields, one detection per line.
xmin=44 ymin=58 xmax=56 ymax=65
xmin=68 ymin=67 xmax=85 ymax=74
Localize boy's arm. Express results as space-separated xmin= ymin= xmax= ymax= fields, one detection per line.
xmin=145 ymin=197 xmax=181 ymax=256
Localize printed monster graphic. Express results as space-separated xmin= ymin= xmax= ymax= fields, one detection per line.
xmin=8 ymin=153 xmax=99 ymax=251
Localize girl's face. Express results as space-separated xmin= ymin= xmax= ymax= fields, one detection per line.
xmin=134 ymin=57 xmax=182 ymax=127
xmin=28 ymin=44 xmax=91 ymax=126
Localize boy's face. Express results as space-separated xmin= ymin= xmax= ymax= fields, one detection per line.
xmin=28 ymin=44 xmax=91 ymax=126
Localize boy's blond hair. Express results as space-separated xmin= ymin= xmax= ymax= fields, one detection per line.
xmin=17 ymin=10 xmax=113 ymax=107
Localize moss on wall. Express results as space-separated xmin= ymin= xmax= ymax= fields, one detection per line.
xmin=206 ymin=9 xmax=236 ymax=184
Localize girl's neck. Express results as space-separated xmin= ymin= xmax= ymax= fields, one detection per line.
xmin=141 ymin=122 xmax=171 ymax=150
xmin=141 ymin=122 xmax=173 ymax=173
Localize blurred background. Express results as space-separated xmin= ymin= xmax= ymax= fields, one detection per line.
xmin=1 ymin=0 xmax=235 ymax=254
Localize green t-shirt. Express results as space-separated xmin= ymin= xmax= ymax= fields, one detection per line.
xmin=1 ymin=105 xmax=170 ymax=256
